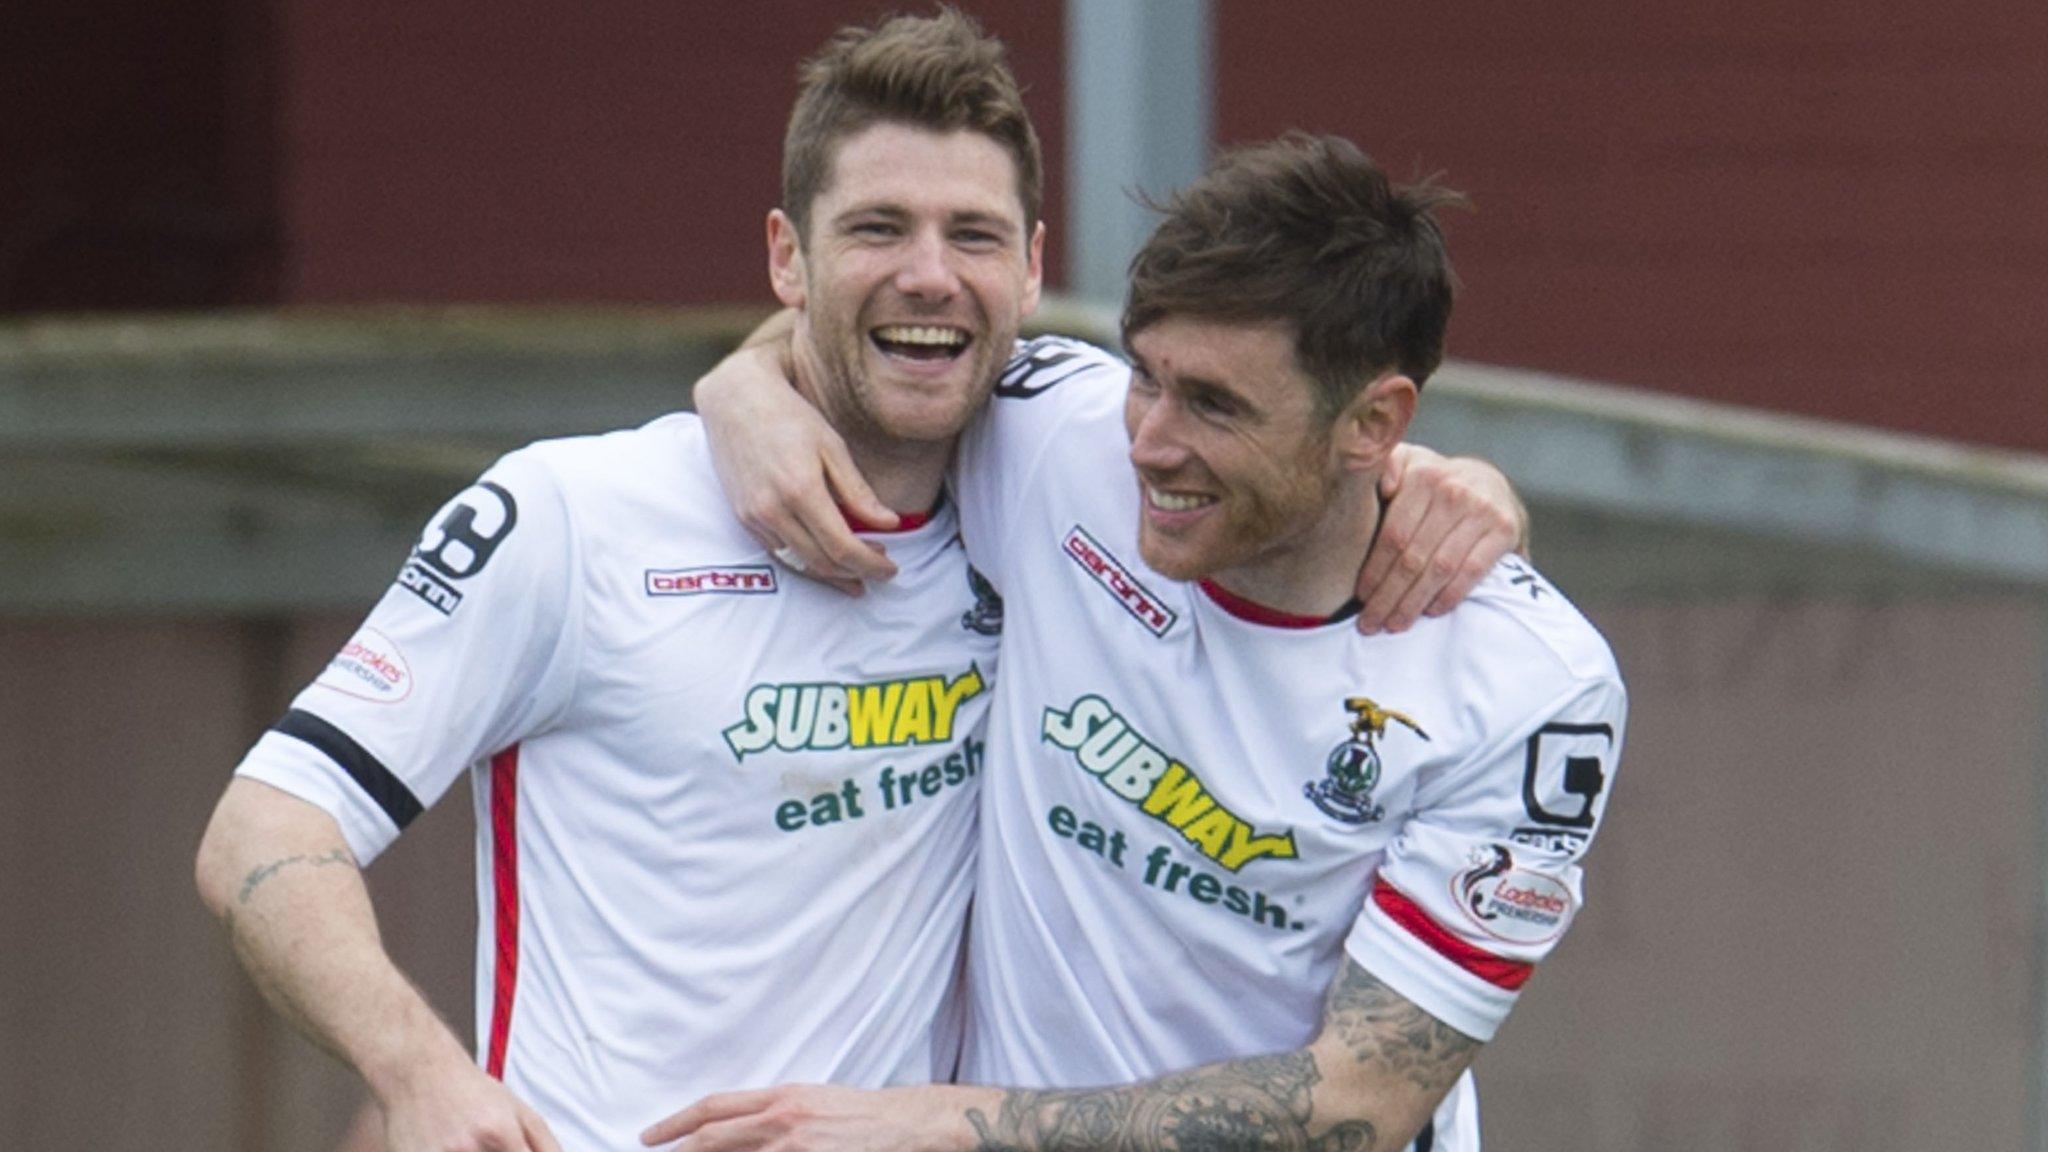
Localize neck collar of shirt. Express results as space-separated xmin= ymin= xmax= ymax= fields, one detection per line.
xmin=1196 ymin=579 xmax=1362 ymax=629
xmin=840 ymin=496 xmax=940 ymax=535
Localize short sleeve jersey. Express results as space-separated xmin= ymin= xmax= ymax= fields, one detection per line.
xmin=949 ymin=339 xmax=1625 ymax=1152
xmin=233 ymin=414 xmax=1001 ymax=1152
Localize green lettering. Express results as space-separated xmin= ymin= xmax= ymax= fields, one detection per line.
xmin=723 ymin=685 xmax=779 ymax=760
xmin=808 ymin=790 xmax=845 ymax=825
xmin=1042 ymin=695 xmax=1114 ymax=749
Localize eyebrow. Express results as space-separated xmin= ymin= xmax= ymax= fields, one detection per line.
xmin=831 ymin=204 xmax=1020 ymax=237
xmin=1128 ymin=348 xmax=1260 ymax=416
xmin=1184 ymin=375 xmax=1253 ymax=413
xmin=948 ymin=209 xmax=1020 ymax=233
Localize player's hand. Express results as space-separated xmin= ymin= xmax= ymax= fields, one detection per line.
xmin=1356 ymin=444 xmax=1527 ymax=634
xmin=694 ymin=341 xmax=898 ymax=595
xmin=375 ymin=1056 xmax=565 ymax=1152
xmin=640 ymin=1083 xmax=969 ymax=1152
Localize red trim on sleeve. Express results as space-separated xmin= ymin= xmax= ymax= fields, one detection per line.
xmin=1372 ymin=877 xmax=1534 ymax=991
xmin=484 ymin=746 xmax=521 ymax=1079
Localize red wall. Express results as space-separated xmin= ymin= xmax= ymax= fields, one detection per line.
xmin=1 ymin=0 xmax=277 ymax=310
xmin=12 ymin=3 xmax=2044 ymax=452
xmin=277 ymin=0 xmax=1066 ymax=306
xmin=1216 ymin=2 xmax=2048 ymax=452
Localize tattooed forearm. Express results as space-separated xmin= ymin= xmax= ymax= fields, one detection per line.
xmin=1321 ymin=957 xmax=1479 ymax=1095
xmin=962 ymin=962 xmax=1475 ymax=1152
xmin=966 ymin=1050 xmax=1378 ymax=1152
xmin=236 ymin=848 xmax=353 ymax=905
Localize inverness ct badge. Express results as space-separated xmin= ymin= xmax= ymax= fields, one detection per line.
xmin=1305 ymin=696 xmax=1429 ymax=824
xmin=961 ymin=564 xmax=1004 ymax=636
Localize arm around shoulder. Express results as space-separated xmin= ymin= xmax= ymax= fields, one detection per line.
xmin=638 ymin=956 xmax=1471 ymax=1152
xmin=952 ymin=956 xmax=1471 ymax=1152
xmin=1357 ymin=444 xmax=1529 ymax=634
xmin=691 ymin=311 xmax=897 ymax=587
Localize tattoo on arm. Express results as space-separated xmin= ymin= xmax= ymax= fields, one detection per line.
xmin=965 ymin=1050 xmax=1377 ymax=1152
xmin=236 ymin=848 xmax=353 ymax=905
xmin=1321 ymin=957 xmax=1479 ymax=1096
xmin=962 ymin=960 xmax=1475 ymax=1152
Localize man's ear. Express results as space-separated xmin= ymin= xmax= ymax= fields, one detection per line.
xmin=1020 ymin=219 xmax=1046 ymax=317
xmin=767 ymin=209 xmax=806 ymax=309
xmin=1334 ymin=373 xmax=1418 ymax=474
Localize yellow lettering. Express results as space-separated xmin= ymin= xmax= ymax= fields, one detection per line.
xmin=1219 ymin=828 xmax=1299 ymax=872
xmin=1182 ymin=810 xmax=1238 ymax=861
xmin=1047 ymin=693 xmax=1302 ymax=873
xmin=931 ymin=666 xmax=986 ymax=741
xmin=892 ymin=679 xmax=935 ymax=744
xmin=1141 ymin=762 xmax=1216 ymax=828
xmin=847 ymin=681 xmax=904 ymax=747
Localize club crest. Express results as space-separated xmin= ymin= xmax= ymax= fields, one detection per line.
xmin=1304 ymin=696 xmax=1429 ymax=824
xmin=961 ymin=564 xmax=1003 ymax=636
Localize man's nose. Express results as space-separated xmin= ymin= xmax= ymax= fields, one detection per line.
xmin=1126 ymin=393 xmax=1188 ymax=471
xmin=895 ymin=231 xmax=958 ymax=298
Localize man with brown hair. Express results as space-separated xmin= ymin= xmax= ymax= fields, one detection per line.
xmin=649 ymin=134 xmax=1620 ymax=1152
xmin=196 ymin=12 xmax=1039 ymax=1152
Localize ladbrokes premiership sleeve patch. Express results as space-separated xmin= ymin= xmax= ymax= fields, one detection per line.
xmin=1343 ymin=673 xmax=1623 ymax=1041
xmin=1345 ymin=822 xmax=1584 ymax=1040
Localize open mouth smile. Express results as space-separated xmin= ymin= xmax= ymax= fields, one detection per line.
xmin=1145 ymin=484 xmax=1218 ymax=513
xmin=870 ymin=324 xmax=972 ymax=362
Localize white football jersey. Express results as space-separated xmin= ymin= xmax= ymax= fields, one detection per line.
xmin=234 ymin=414 xmax=1001 ymax=1152
xmin=950 ymin=338 xmax=1626 ymax=1152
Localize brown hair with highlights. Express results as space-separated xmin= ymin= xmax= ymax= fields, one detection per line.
xmin=783 ymin=7 xmax=1042 ymax=239
xmin=1123 ymin=132 xmax=1466 ymax=416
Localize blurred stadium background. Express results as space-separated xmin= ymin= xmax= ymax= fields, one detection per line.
xmin=5 ymin=1 xmax=2047 ymax=1149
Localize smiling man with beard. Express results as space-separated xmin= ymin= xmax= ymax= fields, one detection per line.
xmin=195 ymin=15 xmax=1038 ymax=1152
xmin=653 ymin=134 xmax=1623 ymax=1152
xmin=764 ymin=35 xmax=1045 ymax=485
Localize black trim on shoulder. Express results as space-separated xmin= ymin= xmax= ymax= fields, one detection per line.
xmin=273 ymin=708 xmax=425 ymax=830
xmin=1414 ymin=1120 xmax=1434 ymax=1152
xmin=996 ymin=334 xmax=1115 ymax=399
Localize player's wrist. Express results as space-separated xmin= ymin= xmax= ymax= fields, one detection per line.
xmin=355 ymin=1010 xmax=476 ymax=1108
xmin=692 ymin=359 xmax=748 ymax=424
xmin=929 ymin=1085 xmax=1008 ymax=1152
xmin=843 ymin=1084 xmax=1000 ymax=1152
xmin=695 ymin=340 xmax=793 ymax=434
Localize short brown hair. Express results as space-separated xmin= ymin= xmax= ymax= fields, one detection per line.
xmin=782 ymin=8 xmax=1043 ymax=238
xmin=1122 ymin=133 xmax=1465 ymax=416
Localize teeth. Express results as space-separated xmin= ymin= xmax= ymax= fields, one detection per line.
xmin=1148 ymin=486 xmax=1213 ymax=511
xmin=874 ymin=325 xmax=968 ymax=348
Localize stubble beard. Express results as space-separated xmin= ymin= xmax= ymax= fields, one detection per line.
xmin=859 ymin=323 xmax=1010 ymax=447
xmin=1140 ymin=447 xmax=1345 ymax=589
xmin=808 ymin=330 xmax=1010 ymax=472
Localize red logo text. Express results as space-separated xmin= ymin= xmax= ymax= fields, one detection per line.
xmin=645 ymin=566 xmax=778 ymax=597
xmin=1063 ymin=527 xmax=1176 ymax=636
